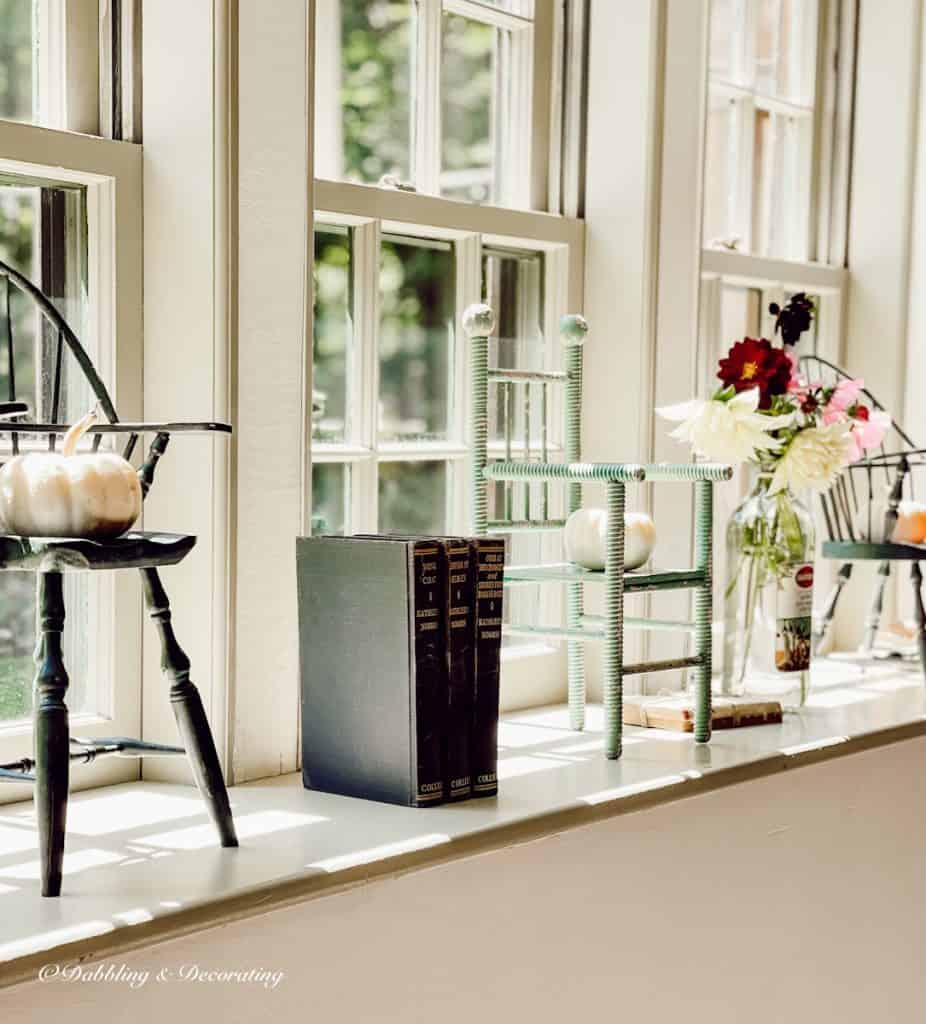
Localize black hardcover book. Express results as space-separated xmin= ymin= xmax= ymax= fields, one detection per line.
xmin=355 ymin=534 xmax=474 ymax=802
xmin=297 ymin=536 xmax=446 ymax=807
xmin=472 ymin=538 xmax=506 ymax=797
xmin=443 ymin=538 xmax=475 ymax=801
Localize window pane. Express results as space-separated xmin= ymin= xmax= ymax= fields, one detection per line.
xmin=0 ymin=180 xmax=92 ymax=422
xmin=482 ymin=247 xmax=544 ymax=444
xmin=756 ymin=0 xmax=808 ymax=103
xmin=751 ymin=107 xmax=773 ymax=255
xmin=706 ymin=0 xmax=816 ymax=258
xmin=702 ymin=92 xmax=739 ymax=248
xmin=315 ymin=0 xmax=412 ymax=184
xmin=313 ymin=227 xmax=351 ymax=442
xmin=720 ymin=285 xmax=762 ymax=347
xmin=0 ymin=0 xmax=35 ymax=123
xmin=378 ymin=461 xmax=447 ymax=534
xmin=312 ymin=463 xmax=349 ymax=535
xmin=379 ymin=235 xmax=454 ymax=441
xmin=440 ymin=13 xmax=498 ymax=203
xmin=708 ymin=0 xmax=735 ymax=80
xmin=0 ymin=177 xmax=97 ymax=723
xmin=755 ymin=0 xmax=781 ymax=97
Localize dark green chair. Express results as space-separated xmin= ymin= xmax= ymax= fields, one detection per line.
xmin=799 ymin=354 xmax=926 ymax=672
xmin=0 ymin=257 xmax=237 ymax=896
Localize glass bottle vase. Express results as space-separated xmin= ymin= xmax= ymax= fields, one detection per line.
xmin=721 ymin=471 xmax=816 ymax=709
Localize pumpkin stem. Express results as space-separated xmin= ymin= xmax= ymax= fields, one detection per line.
xmin=62 ymin=406 xmax=100 ymax=457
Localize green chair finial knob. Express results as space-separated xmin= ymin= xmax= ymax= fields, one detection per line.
xmin=560 ymin=313 xmax=588 ymax=347
xmin=462 ymin=303 xmax=496 ymax=339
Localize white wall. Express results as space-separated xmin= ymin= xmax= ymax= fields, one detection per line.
xmin=842 ymin=0 xmax=922 ymax=644
xmin=141 ymin=0 xmax=231 ymax=781
xmin=141 ymin=0 xmax=312 ymax=784
xmin=233 ymin=0 xmax=312 ymax=781
xmin=6 ymin=737 xmax=924 ymax=1021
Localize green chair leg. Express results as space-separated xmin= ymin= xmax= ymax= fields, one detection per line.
xmin=693 ymin=480 xmax=713 ymax=744
xmin=567 ymin=583 xmax=586 ymax=731
xmin=604 ymin=480 xmax=626 ymax=759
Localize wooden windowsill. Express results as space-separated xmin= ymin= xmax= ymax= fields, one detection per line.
xmin=0 ymin=657 xmax=923 ymax=988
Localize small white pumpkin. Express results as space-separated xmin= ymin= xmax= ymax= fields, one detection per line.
xmin=564 ymin=507 xmax=657 ymax=571
xmin=0 ymin=408 xmax=142 ymax=540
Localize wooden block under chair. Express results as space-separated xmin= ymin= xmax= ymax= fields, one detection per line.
xmin=623 ymin=694 xmax=783 ymax=732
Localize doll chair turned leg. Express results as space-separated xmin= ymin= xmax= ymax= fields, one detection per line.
xmin=34 ymin=572 xmax=70 ymax=897
xmin=141 ymin=567 xmax=238 ymax=847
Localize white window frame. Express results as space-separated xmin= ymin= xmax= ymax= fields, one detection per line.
xmin=0 ymin=117 xmax=143 ymax=800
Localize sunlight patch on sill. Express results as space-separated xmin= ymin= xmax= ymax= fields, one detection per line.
xmin=0 ymin=920 xmax=116 ymax=961
xmin=807 ymin=688 xmax=881 ymax=708
xmin=0 ymin=824 xmax=41 ymax=856
xmin=497 ymin=722 xmax=575 ymax=749
xmin=497 ymin=755 xmax=574 ymax=780
xmin=137 ymin=810 xmax=327 ymax=851
xmin=112 ymin=907 xmax=155 ymax=926
xmin=580 ymin=773 xmax=690 ymax=805
xmin=780 ymin=736 xmax=849 ymax=757
xmin=63 ymin=791 xmax=207 ymax=836
xmin=552 ymin=738 xmax=605 ymax=754
xmin=0 ymin=848 xmax=126 ymax=881
xmin=308 ymin=833 xmax=450 ymax=873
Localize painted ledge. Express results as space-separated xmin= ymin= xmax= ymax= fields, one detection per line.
xmin=0 ymin=657 xmax=924 ymax=988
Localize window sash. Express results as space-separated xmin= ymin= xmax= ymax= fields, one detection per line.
xmin=316 ymin=0 xmax=557 ymax=210
xmin=313 ymin=187 xmax=578 ymax=535
xmin=0 ymin=119 xmax=142 ymax=796
xmin=706 ymin=0 xmax=829 ymax=260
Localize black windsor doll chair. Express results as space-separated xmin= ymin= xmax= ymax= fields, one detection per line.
xmin=0 ymin=257 xmax=237 ymax=896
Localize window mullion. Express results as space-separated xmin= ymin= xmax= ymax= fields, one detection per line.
xmin=413 ymin=0 xmax=442 ymax=194
xmin=451 ymin=232 xmax=482 ymax=531
xmin=505 ymin=24 xmax=534 ymax=209
xmin=350 ymin=219 xmax=381 ymax=531
xmin=740 ymin=97 xmax=757 ymax=253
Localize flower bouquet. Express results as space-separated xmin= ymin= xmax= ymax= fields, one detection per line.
xmin=658 ymin=294 xmax=890 ymax=707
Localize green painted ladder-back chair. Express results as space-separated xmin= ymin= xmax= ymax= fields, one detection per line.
xmin=0 ymin=257 xmax=237 ymax=897
xmin=463 ymin=304 xmax=732 ymax=758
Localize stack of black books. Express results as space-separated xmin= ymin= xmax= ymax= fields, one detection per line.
xmin=297 ymin=534 xmax=506 ymax=808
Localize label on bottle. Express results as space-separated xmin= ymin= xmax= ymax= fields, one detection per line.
xmin=775 ymin=563 xmax=814 ymax=673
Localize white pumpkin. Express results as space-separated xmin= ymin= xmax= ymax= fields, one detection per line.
xmin=564 ymin=507 xmax=656 ymax=571
xmin=0 ymin=408 xmax=142 ymax=540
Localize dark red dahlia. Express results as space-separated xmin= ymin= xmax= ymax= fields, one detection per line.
xmin=717 ymin=337 xmax=792 ymax=409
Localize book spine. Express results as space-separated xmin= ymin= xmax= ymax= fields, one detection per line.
xmin=472 ymin=538 xmax=505 ymax=797
xmin=444 ymin=541 xmax=474 ymax=801
xmin=410 ymin=542 xmax=447 ymax=806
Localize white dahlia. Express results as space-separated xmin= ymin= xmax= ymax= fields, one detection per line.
xmin=657 ymin=388 xmax=792 ymax=465
xmin=769 ymin=421 xmax=854 ymax=494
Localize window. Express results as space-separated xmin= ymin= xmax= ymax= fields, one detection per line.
xmin=698 ymin=0 xmax=854 ymax=665
xmin=704 ymin=0 xmax=819 ymax=259
xmin=315 ymin=0 xmax=553 ymax=209
xmin=310 ymin=1 xmax=582 ymax=696
xmin=310 ymin=193 xmax=578 ymax=541
xmin=0 ymin=5 xmax=141 ymax=781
